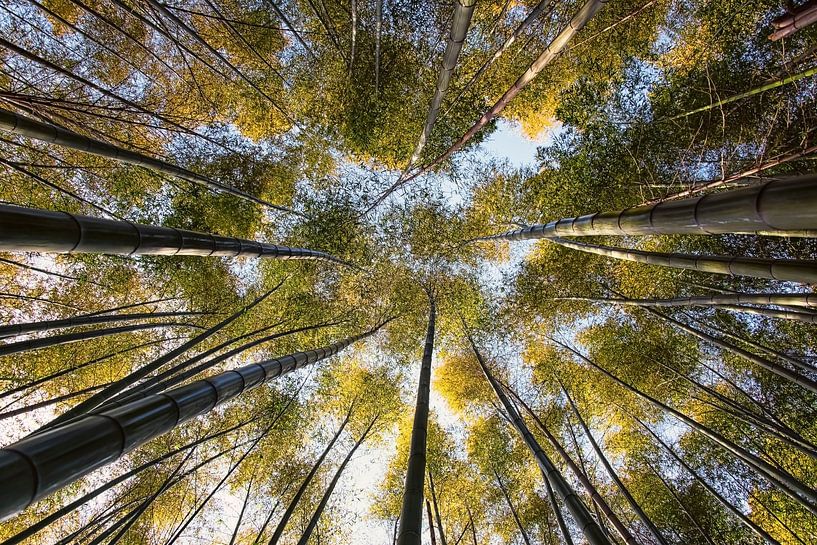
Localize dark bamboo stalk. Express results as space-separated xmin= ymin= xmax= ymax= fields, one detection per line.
xmin=0 ymin=325 xmax=384 ymax=519
xmin=464 ymin=330 xmax=610 ymax=545
xmin=647 ymin=309 xmax=817 ymax=394
xmin=630 ymin=413 xmax=780 ymax=545
xmin=268 ymin=408 xmax=352 ymax=544
xmin=0 ymin=321 xmax=198 ymax=357
xmin=494 ymin=470 xmax=533 ymax=545
xmin=502 ymin=384 xmax=636 ymax=545
xmin=478 ymin=175 xmax=817 ymax=239
xmin=0 ymin=401 xmax=281 ymax=545
xmin=554 ymin=292 xmax=817 ymax=309
xmin=116 ymin=318 xmax=342 ymax=405
xmin=556 ymin=341 xmax=817 ymax=514
xmin=427 ymin=501 xmax=438 ymax=545
xmin=295 ymin=417 xmax=378 ymax=545
xmin=0 ymin=310 xmax=207 ymax=339
xmin=428 ymin=469 xmax=447 ymax=545
xmin=0 ymin=204 xmax=344 ymax=263
xmin=560 ymin=382 xmax=669 ymax=545
xmin=395 ymin=297 xmax=436 ymax=545
xmin=0 ymin=108 xmax=295 ymax=213
xmin=47 ymin=287 xmax=281 ymax=426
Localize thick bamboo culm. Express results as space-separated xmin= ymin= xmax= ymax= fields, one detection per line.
xmin=480 ymin=175 xmax=817 ymax=239
xmin=466 ymin=331 xmax=611 ymax=545
xmin=0 ymin=311 xmax=206 ymax=338
xmin=0 ymin=107 xmax=294 ymax=213
xmin=407 ymin=0 xmax=476 ymax=167
xmin=0 ymin=204 xmax=345 ymax=264
xmin=402 ymin=0 xmax=607 ymax=183
xmin=547 ymin=237 xmax=817 ymax=284
xmin=0 ymin=329 xmax=377 ymax=520
xmin=396 ymin=299 xmax=436 ymax=545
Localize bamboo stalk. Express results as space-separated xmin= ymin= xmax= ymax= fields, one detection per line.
xmin=396 ymin=298 xmax=436 ymax=545
xmin=465 ymin=328 xmax=611 ymax=545
xmin=406 ymin=0 xmax=476 ymax=168
xmin=669 ymin=66 xmax=817 ymax=119
xmin=478 ymin=175 xmax=817 ymax=240
xmin=0 ymin=108 xmax=297 ymax=214
xmin=0 ymin=203 xmax=343 ymax=263
xmin=0 ymin=324 xmax=385 ymax=520
xmin=546 ymin=237 xmax=817 ymax=284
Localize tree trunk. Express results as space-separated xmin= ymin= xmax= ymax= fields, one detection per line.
xmin=670 ymin=65 xmax=817 ymax=118
xmin=647 ymin=308 xmax=817 ymax=393
xmin=556 ymin=292 xmax=817 ymax=313
xmin=641 ymin=143 xmax=817 ymax=205
xmin=556 ymin=341 xmax=817 ymax=515
xmin=546 ymin=236 xmax=817 ymax=284
xmin=47 ymin=286 xmax=281 ymax=427
xmin=0 ymin=321 xmax=199 ymax=358
xmin=0 ymin=398 xmax=291 ymax=545
xmin=108 ymin=317 xmax=342 ymax=408
xmin=0 ymin=204 xmax=344 ymax=263
xmin=560 ymin=382 xmax=670 ymax=545
xmin=0 ymin=310 xmax=207 ymax=339
xmin=502 ymin=383 xmax=636 ymax=545
xmin=402 ymin=0 xmax=606 ymax=183
xmin=0 ymin=324 xmax=386 ymax=520
xmin=479 ymin=174 xmax=817 ymax=240
xmin=0 ymin=108 xmax=291 ymax=212
xmin=396 ymin=297 xmax=436 ymax=545
xmin=541 ymin=472 xmax=574 ymax=545
xmin=632 ymin=414 xmax=780 ymax=545
xmin=494 ymin=470 xmax=533 ymax=545
xmin=428 ymin=469 xmax=447 ymax=545
xmin=296 ymin=417 xmax=378 ymax=545
xmin=406 ymin=0 xmax=476 ymax=168
xmin=465 ymin=330 xmax=611 ymax=545
xmin=443 ymin=0 xmax=555 ymax=119
xmin=268 ymin=409 xmax=352 ymax=545
xmin=427 ymin=501 xmax=438 ymax=545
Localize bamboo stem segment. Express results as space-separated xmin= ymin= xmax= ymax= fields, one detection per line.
xmin=479 ymin=175 xmax=817 ymax=240
xmin=396 ymin=299 xmax=436 ymax=545
xmin=0 ymin=108 xmax=296 ymax=214
xmin=0 ymin=327 xmax=381 ymax=520
xmin=0 ymin=204 xmax=346 ymax=264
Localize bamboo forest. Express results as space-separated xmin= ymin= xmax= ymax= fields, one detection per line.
xmin=2 ymin=0 xmax=817 ymax=543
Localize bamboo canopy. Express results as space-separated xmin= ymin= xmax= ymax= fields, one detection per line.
xmin=0 ymin=326 xmax=382 ymax=520
xmin=0 ymin=204 xmax=347 ymax=264
xmin=0 ymin=107 xmax=297 ymax=214
xmin=478 ymin=175 xmax=817 ymax=239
